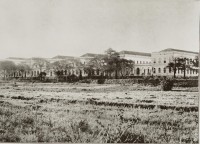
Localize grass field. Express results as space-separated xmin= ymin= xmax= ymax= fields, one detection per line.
xmin=0 ymin=82 xmax=198 ymax=143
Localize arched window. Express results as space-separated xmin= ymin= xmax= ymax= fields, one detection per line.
xmin=163 ymin=68 xmax=166 ymax=73
xmin=153 ymin=68 xmax=156 ymax=73
xmin=158 ymin=68 xmax=161 ymax=73
xmin=169 ymin=67 xmax=171 ymax=73
xmin=136 ymin=68 xmax=140 ymax=75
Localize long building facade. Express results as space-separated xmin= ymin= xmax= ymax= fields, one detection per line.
xmin=0 ymin=48 xmax=199 ymax=79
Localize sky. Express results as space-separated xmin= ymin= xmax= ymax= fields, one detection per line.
xmin=0 ymin=0 xmax=199 ymax=59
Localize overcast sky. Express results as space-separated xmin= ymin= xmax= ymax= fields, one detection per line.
xmin=0 ymin=0 xmax=199 ymax=59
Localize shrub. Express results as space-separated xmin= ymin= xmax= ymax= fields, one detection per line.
xmin=97 ymin=79 xmax=105 ymax=84
xmin=160 ymin=78 xmax=174 ymax=91
xmin=66 ymin=74 xmax=79 ymax=83
xmin=174 ymin=79 xmax=198 ymax=87
xmin=79 ymin=79 xmax=91 ymax=84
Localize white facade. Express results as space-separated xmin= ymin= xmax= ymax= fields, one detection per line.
xmin=151 ymin=48 xmax=199 ymax=77
xmin=119 ymin=51 xmax=152 ymax=76
xmin=0 ymin=48 xmax=199 ymax=79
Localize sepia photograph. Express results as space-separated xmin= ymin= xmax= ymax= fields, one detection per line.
xmin=0 ymin=0 xmax=199 ymax=143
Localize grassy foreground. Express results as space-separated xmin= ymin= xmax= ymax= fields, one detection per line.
xmin=0 ymin=83 xmax=198 ymax=143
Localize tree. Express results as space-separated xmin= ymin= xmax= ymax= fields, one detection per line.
xmin=0 ymin=61 xmax=16 ymax=80
xmin=51 ymin=59 xmax=73 ymax=81
xmin=32 ymin=58 xmax=50 ymax=80
xmin=103 ymin=48 xmax=120 ymax=78
xmin=32 ymin=58 xmax=50 ymax=72
xmin=16 ymin=63 xmax=31 ymax=78
xmin=191 ymin=55 xmax=199 ymax=68
xmin=83 ymin=56 xmax=103 ymax=78
xmin=118 ymin=58 xmax=134 ymax=78
xmin=166 ymin=57 xmax=189 ymax=78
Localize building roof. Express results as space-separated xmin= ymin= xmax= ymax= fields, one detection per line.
xmin=119 ymin=50 xmax=151 ymax=57
xmin=7 ymin=57 xmax=28 ymax=60
xmin=80 ymin=53 xmax=105 ymax=58
xmin=52 ymin=55 xmax=74 ymax=59
xmin=160 ymin=48 xmax=198 ymax=54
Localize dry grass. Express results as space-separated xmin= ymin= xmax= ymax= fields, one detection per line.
xmin=0 ymin=82 xmax=198 ymax=143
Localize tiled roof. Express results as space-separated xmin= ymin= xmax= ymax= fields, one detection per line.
xmin=80 ymin=53 xmax=105 ymax=57
xmin=160 ymin=48 xmax=198 ymax=54
xmin=119 ymin=50 xmax=151 ymax=57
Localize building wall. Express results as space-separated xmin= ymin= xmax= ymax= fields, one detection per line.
xmin=120 ymin=54 xmax=152 ymax=76
xmin=151 ymin=51 xmax=198 ymax=77
xmin=0 ymin=49 xmax=199 ymax=79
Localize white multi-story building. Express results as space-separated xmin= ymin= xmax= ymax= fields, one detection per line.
xmin=151 ymin=48 xmax=199 ymax=77
xmin=119 ymin=50 xmax=152 ymax=76
xmin=0 ymin=48 xmax=199 ymax=79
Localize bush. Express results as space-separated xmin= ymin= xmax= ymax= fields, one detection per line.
xmin=139 ymin=76 xmax=161 ymax=86
xmin=160 ymin=78 xmax=174 ymax=91
xmin=174 ymin=79 xmax=198 ymax=87
xmin=79 ymin=79 xmax=91 ymax=84
xmin=66 ymin=74 xmax=79 ymax=83
xmin=97 ymin=79 xmax=105 ymax=84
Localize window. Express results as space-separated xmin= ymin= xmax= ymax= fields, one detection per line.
xmin=136 ymin=68 xmax=140 ymax=75
xmin=196 ymin=69 xmax=198 ymax=74
xmin=187 ymin=69 xmax=189 ymax=74
xmin=137 ymin=61 xmax=138 ymax=64
xmin=153 ymin=68 xmax=156 ymax=73
xmin=163 ymin=68 xmax=166 ymax=73
xmin=148 ymin=69 xmax=150 ymax=74
xmin=140 ymin=61 xmax=142 ymax=64
xmin=143 ymin=61 xmax=145 ymax=64
xmin=158 ymin=68 xmax=161 ymax=73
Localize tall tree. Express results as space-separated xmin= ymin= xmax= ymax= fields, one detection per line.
xmin=0 ymin=61 xmax=16 ymax=79
xmin=51 ymin=59 xmax=73 ymax=81
xmin=32 ymin=58 xmax=50 ymax=72
xmin=32 ymin=58 xmax=50 ymax=80
xmin=83 ymin=56 xmax=103 ymax=78
xmin=118 ymin=58 xmax=134 ymax=77
xmin=17 ymin=63 xmax=31 ymax=78
xmin=166 ymin=57 xmax=189 ymax=78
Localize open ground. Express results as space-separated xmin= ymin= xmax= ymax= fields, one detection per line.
xmin=0 ymin=82 xmax=198 ymax=143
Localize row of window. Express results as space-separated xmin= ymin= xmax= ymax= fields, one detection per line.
xmin=153 ymin=57 xmax=196 ymax=64
xmin=135 ymin=61 xmax=151 ymax=64
xmin=153 ymin=58 xmax=167 ymax=64
xmin=153 ymin=68 xmax=198 ymax=74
